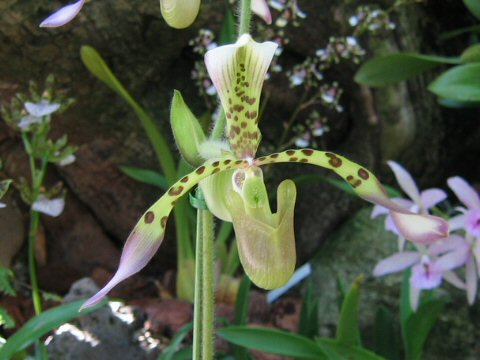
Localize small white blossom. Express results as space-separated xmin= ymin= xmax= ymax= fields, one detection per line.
xmin=32 ymin=196 xmax=65 ymax=217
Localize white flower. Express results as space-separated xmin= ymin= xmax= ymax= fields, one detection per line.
xmin=32 ymin=196 xmax=65 ymax=217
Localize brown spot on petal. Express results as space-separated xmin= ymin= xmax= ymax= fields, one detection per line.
xmin=160 ymin=216 xmax=168 ymax=228
xmin=358 ymin=168 xmax=369 ymax=180
xmin=168 ymin=186 xmax=184 ymax=196
xmin=270 ymin=153 xmax=279 ymax=159
xmin=233 ymin=104 xmax=244 ymax=112
xmin=224 ymin=159 xmax=232 ymax=165
xmin=300 ymin=159 xmax=309 ymax=163
xmin=286 ymin=150 xmax=296 ymax=156
xmin=326 ymin=153 xmax=342 ymax=168
xmin=144 ymin=211 xmax=155 ymax=224
xmin=257 ymin=156 xmax=266 ymax=162
xmin=212 ymin=161 xmax=220 ymax=167
xmin=180 ymin=176 xmax=189 ymax=183
xmin=212 ymin=168 xmax=220 ymax=174
xmin=289 ymin=157 xmax=298 ymax=162
xmin=196 ymin=166 xmax=206 ymax=175
xmin=302 ymin=149 xmax=314 ymax=156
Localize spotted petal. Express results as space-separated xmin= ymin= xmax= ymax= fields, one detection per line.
xmin=205 ymin=34 xmax=277 ymax=158
xmin=40 ymin=0 xmax=85 ymax=27
xmin=254 ymin=149 xmax=449 ymax=243
xmin=227 ymin=178 xmax=297 ymax=289
xmin=81 ymin=157 xmax=249 ymax=309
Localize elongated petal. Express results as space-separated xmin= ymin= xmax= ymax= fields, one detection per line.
xmin=449 ymin=214 xmax=467 ymax=231
xmin=448 ymin=176 xmax=480 ymax=209
xmin=371 ymin=204 xmax=389 ymax=218
xmin=254 ymin=150 xmax=449 ymax=243
xmin=40 ymin=0 xmax=85 ymax=27
xmin=443 ymin=271 xmax=465 ymax=290
xmin=227 ymin=180 xmax=297 ymax=289
xmin=409 ymin=285 xmax=421 ymax=312
xmin=373 ymin=252 xmax=420 ymax=276
xmin=82 ymin=157 xmax=249 ymax=309
xmin=466 ymin=256 xmax=477 ymax=304
xmin=251 ymin=0 xmax=272 ymax=24
xmin=160 ymin=0 xmax=200 ymax=29
xmin=429 ymin=234 xmax=467 ymax=256
xmin=205 ymin=34 xmax=277 ymax=158
xmin=420 ymin=188 xmax=447 ymax=209
xmin=435 ymin=247 xmax=469 ymax=272
xmin=387 ymin=161 xmax=421 ymax=204
xmin=25 ymin=100 xmax=60 ymax=117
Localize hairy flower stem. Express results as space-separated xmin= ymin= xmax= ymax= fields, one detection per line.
xmin=238 ymin=0 xmax=252 ymax=36
xmin=192 ymin=189 xmax=215 ymax=359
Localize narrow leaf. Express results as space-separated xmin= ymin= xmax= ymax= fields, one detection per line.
xmin=461 ymin=44 xmax=480 ymax=63
xmin=298 ymin=284 xmax=319 ymax=339
xmin=219 ymin=8 xmax=236 ymax=45
xmin=464 ymin=0 xmax=480 ymax=20
xmin=233 ymin=277 xmax=252 ymax=360
xmin=159 ymin=322 xmax=193 ymax=360
xmin=317 ymin=338 xmax=387 ymax=360
xmin=373 ymin=306 xmax=401 ymax=360
xmin=0 ymin=299 xmax=106 ymax=359
xmin=429 ymin=63 xmax=480 ymax=101
xmin=355 ymin=53 xmax=461 ymax=87
xmin=119 ymin=166 xmax=168 ymax=189
xmin=336 ymin=275 xmax=363 ymax=346
xmin=217 ymin=326 xmax=329 ymax=359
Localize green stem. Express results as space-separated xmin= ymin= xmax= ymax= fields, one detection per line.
xmin=238 ymin=0 xmax=252 ymax=36
xmin=28 ymin=210 xmax=42 ymax=315
xmin=201 ymin=207 xmax=215 ymax=359
xmin=192 ymin=189 xmax=215 ymax=359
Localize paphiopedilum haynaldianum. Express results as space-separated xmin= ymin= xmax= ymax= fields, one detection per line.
xmin=81 ymin=34 xmax=449 ymax=309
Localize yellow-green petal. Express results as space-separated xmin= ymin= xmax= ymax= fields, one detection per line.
xmin=205 ymin=34 xmax=277 ymax=159
xmin=160 ymin=0 xmax=200 ymax=29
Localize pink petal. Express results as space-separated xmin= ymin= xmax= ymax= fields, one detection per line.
xmin=373 ymin=252 xmax=420 ymax=277
xmin=435 ymin=247 xmax=469 ymax=272
xmin=40 ymin=0 xmax=85 ymax=28
xmin=410 ymin=262 xmax=442 ymax=290
xmin=443 ymin=271 xmax=465 ymax=290
xmin=409 ymin=285 xmax=421 ymax=312
xmin=420 ymin=188 xmax=447 ymax=209
xmin=251 ymin=0 xmax=272 ymax=24
xmin=387 ymin=161 xmax=421 ymax=204
xmin=466 ymin=256 xmax=477 ymax=304
xmin=371 ymin=204 xmax=389 ymax=218
xmin=429 ymin=234 xmax=467 ymax=256
xmin=466 ymin=209 xmax=480 ymax=237
xmin=81 ymin=228 xmax=163 ymax=309
xmin=390 ymin=211 xmax=449 ymax=244
xmin=447 ymin=176 xmax=480 ymax=209
xmin=449 ymin=214 xmax=467 ymax=231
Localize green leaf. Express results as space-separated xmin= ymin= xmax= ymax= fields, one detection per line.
xmin=80 ymin=46 xmax=176 ymax=183
xmin=437 ymin=98 xmax=480 ymax=108
xmin=0 ymin=306 xmax=15 ymax=329
xmin=0 ymin=299 xmax=107 ymax=359
xmin=0 ymin=267 xmax=16 ymax=296
xmin=119 ymin=166 xmax=168 ymax=190
xmin=158 ymin=322 xmax=193 ymax=360
xmin=317 ymin=338 xmax=386 ymax=360
xmin=355 ymin=53 xmax=461 ymax=87
xmin=336 ymin=276 xmax=363 ymax=346
xmin=217 ymin=326 xmax=329 ymax=359
xmin=298 ymin=284 xmax=319 ymax=339
xmin=219 ymin=8 xmax=236 ymax=45
xmin=170 ymin=90 xmax=206 ymax=167
xmin=0 ymin=180 xmax=12 ymax=200
xmin=464 ymin=0 xmax=480 ymax=20
xmin=233 ymin=277 xmax=251 ymax=360
xmin=400 ymin=271 xmax=449 ymax=360
xmin=429 ymin=63 xmax=480 ymax=101
xmin=461 ymin=44 xmax=480 ymax=63
xmin=373 ymin=306 xmax=401 ymax=360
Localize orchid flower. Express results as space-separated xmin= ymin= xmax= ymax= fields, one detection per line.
xmin=40 ymin=0 xmax=271 ymax=28
xmin=81 ymin=34 xmax=449 ymax=309
xmin=374 ymin=235 xmax=469 ymax=310
xmin=372 ymin=161 xmax=447 ymax=249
